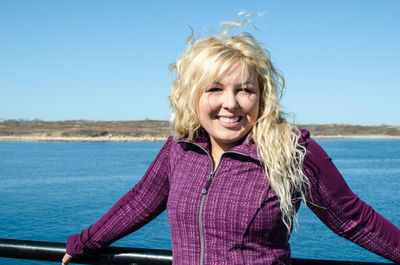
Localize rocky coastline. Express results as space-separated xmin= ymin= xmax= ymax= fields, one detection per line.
xmin=1 ymin=120 xmax=400 ymax=142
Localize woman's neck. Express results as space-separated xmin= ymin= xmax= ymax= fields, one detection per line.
xmin=209 ymin=140 xmax=234 ymax=170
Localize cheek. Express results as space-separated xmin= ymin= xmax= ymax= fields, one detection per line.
xmin=239 ymin=94 xmax=259 ymax=113
xmin=198 ymin=94 xmax=219 ymax=115
xmin=197 ymin=95 xmax=214 ymax=120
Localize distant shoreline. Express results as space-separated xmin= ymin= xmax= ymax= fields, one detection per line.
xmin=1 ymin=120 xmax=400 ymax=142
xmin=0 ymin=135 xmax=168 ymax=142
xmin=1 ymin=134 xmax=400 ymax=143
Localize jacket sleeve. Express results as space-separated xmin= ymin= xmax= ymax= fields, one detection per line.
xmin=66 ymin=136 xmax=173 ymax=257
xmin=301 ymin=130 xmax=400 ymax=263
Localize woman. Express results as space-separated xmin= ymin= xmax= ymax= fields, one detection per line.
xmin=62 ymin=18 xmax=400 ymax=264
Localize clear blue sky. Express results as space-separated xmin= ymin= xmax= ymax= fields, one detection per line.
xmin=1 ymin=0 xmax=399 ymax=125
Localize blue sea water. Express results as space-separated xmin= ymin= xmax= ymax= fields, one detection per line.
xmin=0 ymin=139 xmax=399 ymax=264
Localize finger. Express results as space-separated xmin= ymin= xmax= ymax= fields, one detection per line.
xmin=62 ymin=253 xmax=72 ymax=265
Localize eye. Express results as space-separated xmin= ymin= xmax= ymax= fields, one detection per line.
xmin=206 ymin=87 xmax=222 ymax=93
xmin=238 ymin=87 xmax=254 ymax=94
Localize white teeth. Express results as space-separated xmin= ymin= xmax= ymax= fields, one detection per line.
xmin=219 ymin=116 xmax=240 ymax=123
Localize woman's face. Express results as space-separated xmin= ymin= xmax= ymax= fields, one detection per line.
xmin=197 ymin=60 xmax=260 ymax=152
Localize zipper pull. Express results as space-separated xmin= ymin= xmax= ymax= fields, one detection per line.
xmin=201 ymin=171 xmax=215 ymax=195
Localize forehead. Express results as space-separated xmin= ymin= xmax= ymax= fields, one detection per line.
xmin=214 ymin=60 xmax=257 ymax=85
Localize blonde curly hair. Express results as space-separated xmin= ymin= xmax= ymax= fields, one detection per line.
xmin=169 ymin=14 xmax=308 ymax=232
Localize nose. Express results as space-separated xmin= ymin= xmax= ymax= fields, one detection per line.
xmin=222 ymin=90 xmax=239 ymax=110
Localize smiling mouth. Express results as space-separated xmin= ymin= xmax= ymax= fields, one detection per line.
xmin=218 ymin=116 xmax=242 ymax=123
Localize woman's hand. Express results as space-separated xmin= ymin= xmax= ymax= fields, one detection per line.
xmin=61 ymin=253 xmax=73 ymax=265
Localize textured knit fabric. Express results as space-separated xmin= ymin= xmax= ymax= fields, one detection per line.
xmin=66 ymin=130 xmax=400 ymax=264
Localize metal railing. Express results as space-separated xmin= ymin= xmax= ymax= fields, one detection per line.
xmin=0 ymin=238 xmax=394 ymax=265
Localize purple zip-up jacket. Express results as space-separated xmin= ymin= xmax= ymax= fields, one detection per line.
xmin=66 ymin=130 xmax=400 ymax=264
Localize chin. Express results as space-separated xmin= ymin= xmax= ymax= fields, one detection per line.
xmin=216 ymin=133 xmax=247 ymax=145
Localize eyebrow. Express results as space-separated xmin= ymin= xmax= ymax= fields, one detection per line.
xmin=212 ymin=81 xmax=223 ymax=86
xmin=212 ymin=80 xmax=255 ymax=86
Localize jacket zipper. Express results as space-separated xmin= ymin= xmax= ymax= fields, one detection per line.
xmin=178 ymin=141 xmax=218 ymax=265
xmin=177 ymin=140 xmax=250 ymax=265
xmin=199 ymin=150 xmax=254 ymax=265
xmin=199 ymin=170 xmax=215 ymax=265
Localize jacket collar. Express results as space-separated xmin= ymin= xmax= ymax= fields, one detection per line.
xmin=177 ymin=130 xmax=262 ymax=163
